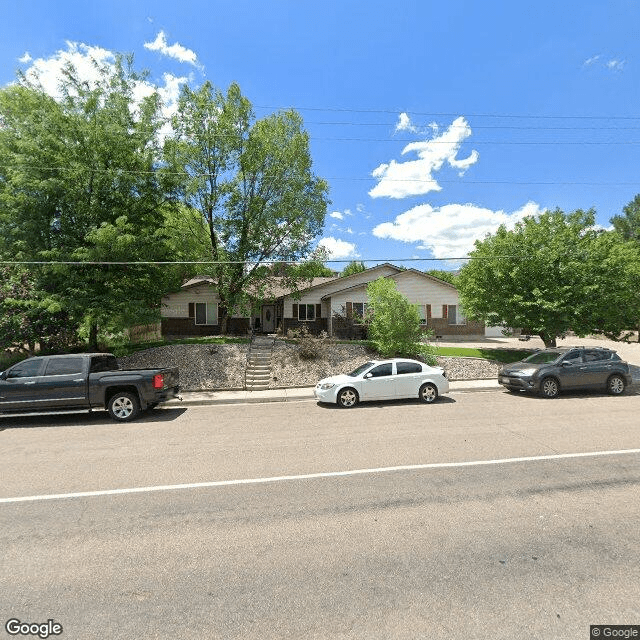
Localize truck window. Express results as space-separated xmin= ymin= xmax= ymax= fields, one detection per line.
xmin=7 ymin=359 xmax=43 ymax=378
xmin=89 ymin=356 xmax=119 ymax=373
xmin=44 ymin=357 xmax=84 ymax=376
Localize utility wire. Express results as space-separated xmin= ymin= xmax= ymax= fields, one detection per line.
xmin=0 ymin=164 xmax=638 ymax=186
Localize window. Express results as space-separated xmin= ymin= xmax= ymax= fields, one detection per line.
xmin=447 ymin=305 xmax=466 ymax=325
xmin=44 ymin=357 xmax=84 ymax=376
xmin=417 ymin=305 xmax=427 ymax=325
xmin=347 ymin=302 xmax=368 ymax=323
xmin=396 ymin=361 xmax=422 ymax=375
xmin=368 ymin=363 xmax=392 ymax=378
xmin=90 ymin=356 xmax=119 ymax=373
xmin=562 ymin=351 xmax=582 ymax=364
xmin=298 ymin=304 xmax=315 ymax=321
xmin=195 ymin=302 xmax=218 ymax=325
xmin=7 ymin=359 xmax=43 ymax=378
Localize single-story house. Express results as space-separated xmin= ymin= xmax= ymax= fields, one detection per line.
xmin=160 ymin=263 xmax=501 ymax=339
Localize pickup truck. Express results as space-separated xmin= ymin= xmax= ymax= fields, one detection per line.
xmin=0 ymin=353 xmax=180 ymax=422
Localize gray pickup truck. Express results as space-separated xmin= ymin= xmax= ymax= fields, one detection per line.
xmin=0 ymin=353 xmax=180 ymax=422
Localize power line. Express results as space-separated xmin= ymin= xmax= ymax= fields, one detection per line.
xmin=255 ymin=105 xmax=640 ymax=121
xmin=0 ymin=256 xmax=555 ymax=266
xmin=1 ymin=163 xmax=639 ymax=186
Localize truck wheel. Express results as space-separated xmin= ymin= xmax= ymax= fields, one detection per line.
xmin=107 ymin=391 xmax=140 ymax=422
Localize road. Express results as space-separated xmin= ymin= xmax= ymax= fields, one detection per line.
xmin=1 ymin=389 xmax=639 ymax=639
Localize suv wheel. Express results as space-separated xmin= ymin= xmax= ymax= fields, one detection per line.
xmin=540 ymin=377 xmax=560 ymax=399
xmin=607 ymin=374 xmax=626 ymax=395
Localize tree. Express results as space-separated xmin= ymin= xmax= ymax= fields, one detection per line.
xmin=456 ymin=208 xmax=635 ymax=347
xmin=0 ymin=56 xmax=185 ymax=350
xmin=611 ymin=194 xmax=640 ymax=241
xmin=340 ymin=261 xmax=366 ymax=277
xmin=366 ymin=278 xmax=436 ymax=363
xmin=164 ymin=81 xmax=329 ymax=332
xmin=425 ymin=269 xmax=458 ymax=286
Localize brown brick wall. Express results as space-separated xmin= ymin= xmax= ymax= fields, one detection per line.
xmin=161 ymin=317 xmax=250 ymax=338
xmin=425 ymin=319 xmax=485 ymax=337
xmin=283 ymin=318 xmax=328 ymax=335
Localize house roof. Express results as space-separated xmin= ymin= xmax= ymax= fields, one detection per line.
xmin=319 ymin=267 xmax=457 ymax=299
xmin=179 ymin=274 xmax=336 ymax=299
xmin=179 ymin=264 xmax=456 ymax=301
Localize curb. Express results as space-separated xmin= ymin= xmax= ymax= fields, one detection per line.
xmin=166 ymin=380 xmax=502 ymax=407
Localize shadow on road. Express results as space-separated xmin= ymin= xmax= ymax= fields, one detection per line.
xmin=0 ymin=407 xmax=188 ymax=430
xmin=316 ymin=396 xmax=457 ymax=410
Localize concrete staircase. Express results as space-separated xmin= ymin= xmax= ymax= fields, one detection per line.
xmin=244 ymin=335 xmax=275 ymax=391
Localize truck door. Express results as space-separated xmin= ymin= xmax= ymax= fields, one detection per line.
xmin=36 ymin=356 xmax=88 ymax=408
xmin=0 ymin=358 xmax=46 ymax=411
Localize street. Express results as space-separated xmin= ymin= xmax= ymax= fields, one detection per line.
xmin=1 ymin=389 xmax=639 ymax=639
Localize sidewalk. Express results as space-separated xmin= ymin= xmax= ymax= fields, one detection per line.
xmin=166 ymin=379 xmax=501 ymax=407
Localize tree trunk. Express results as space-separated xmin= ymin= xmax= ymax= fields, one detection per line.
xmin=539 ymin=332 xmax=556 ymax=348
xmin=89 ymin=322 xmax=99 ymax=351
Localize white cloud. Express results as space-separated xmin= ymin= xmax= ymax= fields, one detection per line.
xmin=606 ymin=58 xmax=625 ymax=71
xmin=395 ymin=112 xmax=417 ymax=133
xmin=21 ymin=41 xmax=116 ymax=98
xmin=18 ymin=52 xmax=32 ymax=63
xmin=583 ymin=54 xmax=626 ymax=71
xmin=329 ymin=211 xmax=344 ymax=220
xmin=372 ymin=201 xmax=544 ymax=259
xmin=369 ymin=116 xmax=479 ymax=199
xmin=318 ymin=237 xmax=360 ymax=259
xmin=17 ymin=42 xmax=188 ymax=140
xmin=144 ymin=31 xmax=201 ymax=68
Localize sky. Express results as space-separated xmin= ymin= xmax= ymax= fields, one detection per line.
xmin=1 ymin=0 xmax=639 ymax=270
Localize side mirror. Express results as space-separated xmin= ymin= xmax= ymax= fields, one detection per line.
xmin=364 ymin=372 xmax=372 ymax=379
xmin=0 ymin=370 xmax=7 ymax=380
xmin=562 ymin=361 xmax=573 ymax=368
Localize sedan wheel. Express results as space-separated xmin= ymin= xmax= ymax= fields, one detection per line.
xmin=607 ymin=375 xmax=626 ymax=395
xmin=540 ymin=377 xmax=559 ymax=399
xmin=419 ymin=382 xmax=438 ymax=404
xmin=337 ymin=388 xmax=358 ymax=408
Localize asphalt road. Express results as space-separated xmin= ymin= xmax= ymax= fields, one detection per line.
xmin=1 ymin=389 xmax=639 ymax=639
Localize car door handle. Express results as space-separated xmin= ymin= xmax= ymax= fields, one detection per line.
xmin=23 ymin=381 xmax=36 ymax=385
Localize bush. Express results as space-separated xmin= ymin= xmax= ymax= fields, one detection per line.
xmin=366 ymin=278 xmax=437 ymax=365
xmin=288 ymin=325 xmax=333 ymax=360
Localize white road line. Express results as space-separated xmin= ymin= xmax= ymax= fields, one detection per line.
xmin=2 ymin=448 xmax=639 ymax=504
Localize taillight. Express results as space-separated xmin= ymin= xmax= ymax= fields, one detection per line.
xmin=153 ymin=374 xmax=164 ymax=389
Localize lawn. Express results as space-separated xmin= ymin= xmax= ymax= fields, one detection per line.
xmin=434 ymin=346 xmax=536 ymax=363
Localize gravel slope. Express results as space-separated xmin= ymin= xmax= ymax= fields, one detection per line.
xmin=118 ymin=342 xmax=504 ymax=391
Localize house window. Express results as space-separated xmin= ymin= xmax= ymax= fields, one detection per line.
xmin=447 ymin=305 xmax=466 ymax=325
xmin=417 ymin=305 xmax=427 ymax=325
xmin=195 ymin=302 xmax=218 ymax=325
xmin=350 ymin=302 xmax=368 ymax=322
xmin=298 ymin=304 xmax=315 ymax=321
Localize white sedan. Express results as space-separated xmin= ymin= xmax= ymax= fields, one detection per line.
xmin=314 ymin=358 xmax=449 ymax=408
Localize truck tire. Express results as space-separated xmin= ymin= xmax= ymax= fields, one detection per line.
xmin=107 ymin=391 xmax=141 ymax=422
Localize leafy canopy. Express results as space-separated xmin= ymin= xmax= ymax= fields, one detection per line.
xmin=366 ymin=278 xmax=436 ymax=363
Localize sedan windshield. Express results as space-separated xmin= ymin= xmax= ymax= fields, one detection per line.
xmin=522 ymin=351 xmax=564 ymax=364
xmin=348 ymin=362 xmax=375 ymax=377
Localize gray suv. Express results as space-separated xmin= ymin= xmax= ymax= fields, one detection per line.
xmin=498 ymin=347 xmax=632 ymax=398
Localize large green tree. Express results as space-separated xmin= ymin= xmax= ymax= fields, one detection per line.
xmin=457 ymin=208 xmax=637 ymax=347
xmin=611 ymin=193 xmax=640 ymax=241
xmin=164 ymin=81 xmax=329 ymax=332
xmin=0 ymin=56 xmax=185 ymax=349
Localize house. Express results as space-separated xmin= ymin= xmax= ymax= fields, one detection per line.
xmin=160 ymin=263 xmax=497 ymax=339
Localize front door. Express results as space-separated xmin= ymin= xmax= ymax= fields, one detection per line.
xmin=262 ymin=305 xmax=275 ymax=333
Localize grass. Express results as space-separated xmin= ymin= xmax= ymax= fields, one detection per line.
xmin=433 ymin=346 xmax=535 ymax=363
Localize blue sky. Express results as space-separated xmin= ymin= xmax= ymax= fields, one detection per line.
xmin=2 ymin=0 xmax=639 ymax=269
